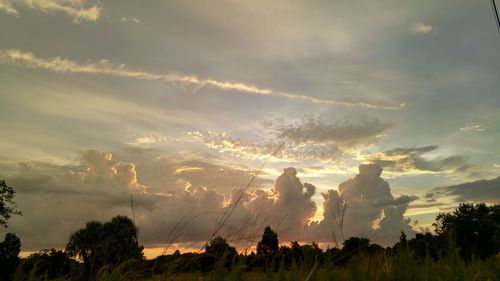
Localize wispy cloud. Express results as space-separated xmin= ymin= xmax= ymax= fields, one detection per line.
xmin=0 ymin=0 xmax=100 ymax=22
xmin=459 ymin=123 xmax=489 ymax=132
xmin=187 ymin=116 xmax=391 ymax=162
xmin=0 ymin=49 xmax=405 ymax=109
xmin=121 ymin=16 xmax=140 ymax=24
xmin=265 ymin=115 xmax=391 ymax=148
xmin=360 ymin=145 xmax=482 ymax=177
xmin=411 ymin=22 xmax=433 ymax=34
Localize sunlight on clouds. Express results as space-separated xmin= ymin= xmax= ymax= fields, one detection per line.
xmin=121 ymin=16 xmax=140 ymax=23
xmin=0 ymin=49 xmax=405 ymax=109
xmin=459 ymin=123 xmax=488 ymax=132
xmin=187 ymin=130 xmax=343 ymax=162
xmin=411 ymin=23 xmax=433 ymax=34
xmin=0 ymin=0 xmax=18 ymax=15
xmin=174 ymin=166 xmax=206 ymax=174
xmin=0 ymin=0 xmax=100 ymax=22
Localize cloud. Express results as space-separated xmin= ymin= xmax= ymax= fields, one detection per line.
xmin=270 ymin=167 xmax=317 ymax=238
xmin=189 ymin=116 xmax=391 ymax=162
xmin=187 ymin=130 xmax=342 ymax=162
xmin=0 ymin=149 xmax=317 ymax=249
xmin=411 ymin=23 xmax=433 ymax=34
xmin=428 ymin=176 xmax=500 ymax=204
xmin=316 ymin=163 xmax=417 ymax=244
xmin=0 ymin=0 xmax=18 ymax=15
xmin=10 ymin=149 xmax=146 ymax=195
xmin=361 ymin=145 xmax=475 ymax=176
xmin=0 ymin=149 xmax=425 ymax=250
xmin=0 ymin=0 xmax=100 ymax=22
xmin=121 ymin=16 xmax=140 ymax=24
xmin=0 ymin=49 xmax=405 ymax=109
xmin=459 ymin=123 xmax=490 ymax=132
xmin=266 ymin=115 xmax=391 ymax=149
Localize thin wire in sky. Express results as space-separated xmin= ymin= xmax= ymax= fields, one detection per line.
xmin=491 ymin=0 xmax=500 ymax=35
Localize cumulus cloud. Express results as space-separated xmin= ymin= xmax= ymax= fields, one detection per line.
xmin=0 ymin=149 xmax=273 ymax=248
xmin=269 ymin=167 xmax=316 ymax=238
xmin=316 ymin=163 xmax=417 ymax=244
xmin=1 ymin=148 xmax=421 ymax=251
xmin=0 ymin=0 xmax=100 ymax=22
xmin=411 ymin=23 xmax=433 ymax=34
xmin=0 ymin=150 xmax=306 ymax=249
xmin=0 ymin=49 xmax=405 ymax=109
xmin=361 ymin=145 xmax=475 ymax=176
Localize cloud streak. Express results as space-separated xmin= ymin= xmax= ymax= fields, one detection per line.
xmin=0 ymin=49 xmax=405 ymax=109
xmin=361 ymin=145 xmax=476 ymax=176
xmin=0 ymin=0 xmax=100 ymax=22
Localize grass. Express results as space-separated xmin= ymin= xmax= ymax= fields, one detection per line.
xmin=16 ymin=250 xmax=499 ymax=281
xmin=134 ymin=250 xmax=500 ymax=281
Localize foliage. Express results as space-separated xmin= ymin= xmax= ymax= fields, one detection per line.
xmin=0 ymin=180 xmax=22 ymax=228
xmin=257 ymin=226 xmax=279 ymax=257
xmin=65 ymin=215 xmax=144 ymax=280
xmin=0 ymin=233 xmax=21 ymax=281
xmin=205 ymin=236 xmax=237 ymax=259
xmin=434 ymin=202 xmax=500 ymax=260
xmin=13 ymin=249 xmax=77 ymax=281
xmin=200 ymin=236 xmax=237 ymax=272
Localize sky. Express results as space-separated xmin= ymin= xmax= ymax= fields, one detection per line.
xmin=0 ymin=0 xmax=499 ymax=258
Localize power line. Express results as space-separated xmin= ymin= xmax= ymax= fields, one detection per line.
xmin=491 ymin=0 xmax=500 ymax=34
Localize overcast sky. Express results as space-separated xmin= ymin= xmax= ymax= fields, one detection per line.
xmin=1 ymin=0 xmax=499 ymax=257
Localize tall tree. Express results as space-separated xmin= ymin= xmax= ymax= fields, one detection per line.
xmin=0 ymin=233 xmax=21 ymax=281
xmin=0 ymin=180 xmax=22 ymax=228
xmin=257 ymin=226 xmax=279 ymax=256
xmin=205 ymin=236 xmax=237 ymax=259
xmin=66 ymin=216 xmax=143 ymax=279
xmin=434 ymin=203 xmax=500 ymax=260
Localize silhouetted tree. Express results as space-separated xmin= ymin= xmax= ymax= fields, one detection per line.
xmin=0 ymin=233 xmax=21 ymax=281
xmin=300 ymin=242 xmax=323 ymax=268
xmin=205 ymin=236 xmax=236 ymax=259
xmin=200 ymin=236 xmax=237 ymax=271
xmin=257 ymin=226 xmax=279 ymax=256
xmin=13 ymin=249 xmax=77 ymax=281
xmin=290 ymin=241 xmax=303 ymax=263
xmin=340 ymin=237 xmax=370 ymax=263
xmin=342 ymin=237 xmax=369 ymax=255
xmin=65 ymin=216 xmax=143 ymax=279
xmin=407 ymin=232 xmax=444 ymax=260
xmin=0 ymin=180 xmax=22 ymax=228
xmin=434 ymin=203 xmax=500 ymax=260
